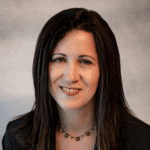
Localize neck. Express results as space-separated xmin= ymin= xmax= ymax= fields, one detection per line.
xmin=56 ymin=98 xmax=96 ymax=136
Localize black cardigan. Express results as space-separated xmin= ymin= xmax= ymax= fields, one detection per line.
xmin=2 ymin=115 xmax=150 ymax=150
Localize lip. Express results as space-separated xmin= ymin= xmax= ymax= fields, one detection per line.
xmin=59 ymin=86 xmax=81 ymax=96
xmin=60 ymin=86 xmax=82 ymax=90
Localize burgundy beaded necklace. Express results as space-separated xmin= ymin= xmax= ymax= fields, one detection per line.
xmin=58 ymin=121 xmax=96 ymax=141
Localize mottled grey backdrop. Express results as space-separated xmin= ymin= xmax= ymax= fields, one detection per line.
xmin=1 ymin=0 xmax=150 ymax=148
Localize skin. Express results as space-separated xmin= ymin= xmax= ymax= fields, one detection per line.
xmin=48 ymin=29 xmax=100 ymax=137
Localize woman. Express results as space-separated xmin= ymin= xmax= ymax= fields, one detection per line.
xmin=2 ymin=7 xmax=150 ymax=150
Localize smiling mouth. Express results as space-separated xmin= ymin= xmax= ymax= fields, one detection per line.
xmin=60 ymin=86 xmax=81 ymax=90
xmin=59 ymin=86 xmax=81 ymax=96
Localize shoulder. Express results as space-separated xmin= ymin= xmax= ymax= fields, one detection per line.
xmin=2 ymin=114 xmax=32 ymax=150
xmin=121 ymin=115 xmax=150 ymax=137
xmin=10 ymin=115 xmax=30 ymax=129
xmin=120 ymin=115 xmax=150 ymax=150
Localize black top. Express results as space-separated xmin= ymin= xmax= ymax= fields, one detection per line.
xmin=2 ymin=115 xmax=150 ymax=150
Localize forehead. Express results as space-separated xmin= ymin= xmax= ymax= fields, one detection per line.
xmin=53 ymin=30 xmax=97 ymax=57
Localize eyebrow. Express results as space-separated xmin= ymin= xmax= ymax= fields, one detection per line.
xmin=53 ymin=53 xmax=96 ymax=60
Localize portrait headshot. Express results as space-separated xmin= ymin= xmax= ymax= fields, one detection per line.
xmin=1 ymin=1 xmax=150 ymax=150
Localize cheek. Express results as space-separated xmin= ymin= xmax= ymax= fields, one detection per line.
xmin=85 ymin=68 xmax=99 ymax=85
xmin=89 ymin=70 xmax=100 ymax=91
xmin=49 ymin=65 xmax=62 ymax=81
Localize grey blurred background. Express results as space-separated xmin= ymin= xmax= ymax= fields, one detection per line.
xmin=0 ymin=0 xmax=150 ymax=149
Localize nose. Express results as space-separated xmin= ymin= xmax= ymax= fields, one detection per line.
xmin=63 ymin=61 xmax=79 ymax=82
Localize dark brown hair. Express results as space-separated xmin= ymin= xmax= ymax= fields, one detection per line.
xmin=10 ymin=7 xmax=139 ymax=150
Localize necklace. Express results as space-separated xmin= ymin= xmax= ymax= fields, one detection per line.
xmin=58 ymin=121 xmax=96 ymax=141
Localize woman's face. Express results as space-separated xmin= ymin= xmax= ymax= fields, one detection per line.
xmin=48 ymin=30 xmax=100 ymax=110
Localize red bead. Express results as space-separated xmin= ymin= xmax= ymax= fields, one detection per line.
xmin=64 ymin=134 xmax=69 ymax=138
xmin=76 ymin=137 xmax=80 ymax=141
xmin=86 ymin=132 xmax=90 ymax=136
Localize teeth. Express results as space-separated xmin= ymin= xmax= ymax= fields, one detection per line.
xmin=62 ymin=87 xmax=78 ymax=92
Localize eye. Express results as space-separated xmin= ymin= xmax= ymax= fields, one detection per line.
xmin=80 ymin=59 xmax=92 ymax=65
xmin=53 ymin=57 xmax=65 ymax=62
